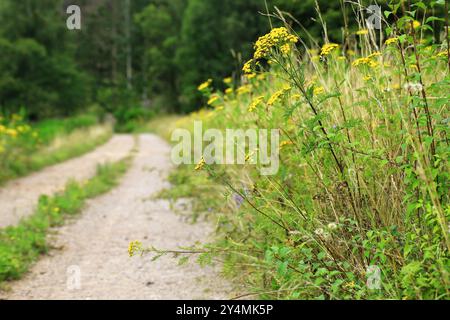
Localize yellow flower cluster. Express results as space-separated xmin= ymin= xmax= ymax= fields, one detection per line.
xmin=207 ymin=95 xmax=220 ymax=106
xmin=356 ymin=29 xmax=369 ymax=35
xmin=223 ymin=77 xmax=232 ymax=85
xmin=195 ymin=157 xmax=206 ymax=171
xmin=267 ymin=86 xmax=291 ymax=106
xmin=128 ymin=240 xmax=142 ymax=257
xmin=236 ymin=84 xmax=252 ymax=96
xmin=352 ymin=52 xmax=381 ymax=68
xmin=198 ymin=79 xmax=213 ymax=91
xmin=313 ymin=86 xmax=325 ymax=96
xmin=320 ymin=43 xmax=339 ymax=56
xmin=385 ymin=37 xmax=399 ymax=45
xmin=243 ymin=27 xmax=298 ymax=73
xmin=248 ymin=96 xmax=265 ymax=112
xmin=254 ymin=27 xmax=298 ymax=60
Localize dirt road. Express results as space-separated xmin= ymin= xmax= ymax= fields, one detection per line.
xmin=0 ymin=135 xmax=134 ymax=228
xmin=2 ymin=134 xmax=230 ymax=300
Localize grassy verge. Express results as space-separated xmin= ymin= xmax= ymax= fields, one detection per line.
xmin=151 ymin=23 xmax=449 ymax=298
xmin=0 ymin=157 xmax=131 ymax=284
xmin=0 ymin=113 xmax=113 ymax=185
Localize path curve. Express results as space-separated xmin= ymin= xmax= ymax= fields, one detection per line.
xmin=2 ymin=134 xmax=230 ymax=300
xmin=0 ymin=135 xmax=134 ymax=228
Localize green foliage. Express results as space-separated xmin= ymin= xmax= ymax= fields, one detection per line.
xmin=159 ymin=2 xmax=450 ymax=299
xmin=0 ymin=113 xmax=111 ymax=185
xmin=0 ymin=0 xmax=90 ymax=119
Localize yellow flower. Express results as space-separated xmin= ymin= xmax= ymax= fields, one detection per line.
xmin=198 ymin=79 xmax=212 ymax=91
xmin=267 ymin=86 xmax=291 ymax=106
xmin=356 ymin=29 xmax=369 ymax=35
xmin=248 ymin=96 xmax=264 ymax=112
xmin=344 ymin=281 xmax=356 ymax=289
xmin=320 ymin=43 xmax=339 ymax=56
xmin=367 ymin=51 xmax=381 ymax=59
xmin=128 ymin=241 xmax=143 ymax=257
xmin=313 ymin=86 xmax=325 ymax=95
xmin=195 ymin=157 xmax=206 ymax=171
xmin=225 ymin=88 xmax=234 ymax=95
xmin=385 ymin=37 xmax=399 ymax=45
xmin=253 ymin=27 xmax=298 ymax=60
xmin=363 ymin=75 xmax=372 ymax=81
xmin=352 ymin=57 xmax=370 ymax=67
xmin=242 ymin=59 xmax=253 ymax=74
xmin=257 ymin=74 xmax=267 ymax=81
xmin=436 ymin=51 xmax=448 ymax=58
xmin=223 ymin=77 xmax=232 ymax=85
xmin=207 ymin=95 xmax=220 ymax=106
xmin=280 ymin=140 xmax=293 ymax=149
xmin=5 ymin=129 xmax=17 ymax=138
xmin=236 ymin=85 xmax=252 ymax=96
xmin=246 ymin=73 xmax=256 ymax=80
xmin=412 ymin=20 xmax=421 ymax=29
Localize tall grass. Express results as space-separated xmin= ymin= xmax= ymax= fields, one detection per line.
xmin=156 ymin=2 xmax=449 ymax=300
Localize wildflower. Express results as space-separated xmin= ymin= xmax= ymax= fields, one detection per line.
xmin=412 ymin=20 xmax=421 ymax=29
xmin=198 ymin=79 xmax=212 ymax=91
xmin=5 ymin=129 xmax=17 ymax=138
xmin=225 ymin=88 xmax=234 ymax=95
xmin=356 ymin=29 xmax=369 ymax=35
xmin=363 ymin=75 xmax=372 ymax=81
xmin=207 ymin=95 xmax=220 ymax=106
xmin=257 ymin=74 xmax=267 ymax=81
xmin=313 ymin=86 xmax=325 ymax=96
xmin=242 ymin=59 xmax=253 ymax=74
xmin=195 ymin=157 xmax=206 ymax=171
xmin=344 ymin=281 xmax=356 ymax=289
xmin=223 ymin=77 xmax=232 ymax=85
xmin=436 ymin=51 xmax=448 ymax=58
xmin=385 ymin=37 xmax=399 ymax=45
xmin=128 ymin=241 xmax=142 ymax=257
xmin=236 ymin=85 xmax=252 ymax=96
xmin=253 ymin=27 xmax=298 ymax=60
xmin=267 ymin=86 xmax=291 ymax=106
xmin=320 ymin=43 xmax=339 ymax=56
xmin=280 ymin=140 xmax=293 ymax=149
xmin=367 ymin=51 xmax=381 ymax=59
xmin=246 ymin=73 xmax=257 ymax=80
xmin=327 ymin=222 xmax=338 ymax=230
xmin=280 ymin=43 xmax=291 ymax=56
xmin=248 ymin=96 xmax=264 ymax=112
xmin=233 ymin=193 xmax=245 ymax=208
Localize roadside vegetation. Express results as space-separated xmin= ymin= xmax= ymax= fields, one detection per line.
xmin=0 ymin=113 xmax=113 ymax=185
xmin=0 ymin=157 xmax=131 ymax=285
xmin=154 ymin=3 xmax=450 ymax=300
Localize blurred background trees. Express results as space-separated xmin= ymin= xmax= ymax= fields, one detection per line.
xmin=0 ymin=0 xmax=446 ymax=119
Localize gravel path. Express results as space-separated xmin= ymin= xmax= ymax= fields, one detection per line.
xmin=0 ymin=135 xmax=134 ymax=228
xmin=2 ymin=134 xmax=230 ymax=300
